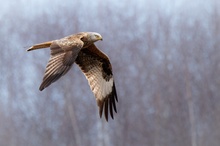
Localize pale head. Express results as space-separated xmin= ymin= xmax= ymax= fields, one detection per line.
xmin=87 ymin=32 xmax=103 ymax=42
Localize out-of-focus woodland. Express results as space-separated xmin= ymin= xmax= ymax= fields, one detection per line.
xmin=0 ymin=0 xmax=220 ymax=146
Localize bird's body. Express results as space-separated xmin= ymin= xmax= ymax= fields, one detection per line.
xmin=27 ymin=32 xmax=118 ymax=121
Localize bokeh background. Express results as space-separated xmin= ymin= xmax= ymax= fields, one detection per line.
xmin=1 ymin=0 xmax=220 ymax=146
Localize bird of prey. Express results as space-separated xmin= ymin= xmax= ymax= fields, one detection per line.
xmin=27 ymin=32 xmax=118 ymax=121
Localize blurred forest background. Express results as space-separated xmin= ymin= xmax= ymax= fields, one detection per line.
xmin=0 ymin=0 xmax=220 ymax=146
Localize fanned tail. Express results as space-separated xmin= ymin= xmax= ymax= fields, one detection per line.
xmin=27 ymin=41 xmax=52 ymax=51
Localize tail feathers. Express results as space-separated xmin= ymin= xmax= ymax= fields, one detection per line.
xmin=27 ymin=41 xmax=52 ymax=51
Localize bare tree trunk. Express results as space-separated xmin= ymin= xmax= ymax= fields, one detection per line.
xmin=97 ymin=118 xmax=110 ymax=146
xmin=153 ymin=92 xmax=162 ymax=146
xmin=66 ymin=95 xmax=82 ymax=146
xmin=184 ymin=62 xmax=197 ymax=146
xmin=97 ymin=120 xmax=104 ymax=146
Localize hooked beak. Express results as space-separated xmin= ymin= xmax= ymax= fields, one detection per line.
xmin=98 ymin=36 xmax=103 ymax=41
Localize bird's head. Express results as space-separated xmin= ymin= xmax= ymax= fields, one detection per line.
xmin=87 ymin=32 xmax=103 ymax=42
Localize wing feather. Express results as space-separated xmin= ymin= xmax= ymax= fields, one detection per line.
xmin=39 ymin=38 xmax=83 ymax=91
xmin=75 ymin=44 xmax=118 ymax=121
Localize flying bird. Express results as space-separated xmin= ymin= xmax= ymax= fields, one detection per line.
xmin=27 ymin=32 xmax=118 ymax=121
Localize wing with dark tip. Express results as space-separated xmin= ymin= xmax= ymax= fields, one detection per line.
xmin=39 ymin=37 xmax=84 ymax=91
xmin=75 ymin=44 xmax=118 ymax=121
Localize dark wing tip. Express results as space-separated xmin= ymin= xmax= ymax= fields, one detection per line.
xmin=99 ymin=101 xmax=104 ymax=119
xmin=104 ymin=99 xmax=109 ymax=121
xmin=113 ymin=82 xmax=118 ymax=103
xmin=26 ymin=48 xmax=31 ymax=51
xmin=39 ymin=87 xmax=44 ymax=91
xmin=98 ymin=84 xmax=118 ymax=121
xmin=26 ymin=46 xmax=36 ymax=52
xmin=39 ymin=83 xmax=46 ymax=91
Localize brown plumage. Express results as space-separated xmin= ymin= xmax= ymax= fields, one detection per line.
xmin=27 ymin=32 xmax=118 ymax=121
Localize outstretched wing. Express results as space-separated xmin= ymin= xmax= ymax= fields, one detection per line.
xmin=39 ymin=37 xmax=84 ymax=91
xmin=75 ymin=44 xmax=118 ymax=121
